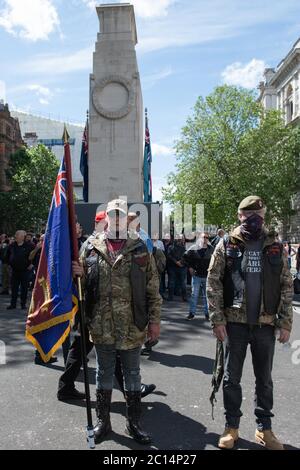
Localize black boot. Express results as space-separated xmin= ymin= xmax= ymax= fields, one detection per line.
xmin=125 ymin=391 xmax=151 ymax=445
xmin=94 ymin=389 xmax=112 ymax=444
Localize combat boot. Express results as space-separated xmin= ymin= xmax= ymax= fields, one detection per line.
xmin=94 ymin=389 xmax=112 ymax=444
xmin=218 ymin=427 xmax=239 ymax=449
xmin=125 ymin=391 xmax=151 ymax=445
xmin=255 ymin=429 xmax=284 ymax=450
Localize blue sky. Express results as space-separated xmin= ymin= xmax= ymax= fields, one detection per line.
xmin=1 ymin=0 xmax=300 ymax=201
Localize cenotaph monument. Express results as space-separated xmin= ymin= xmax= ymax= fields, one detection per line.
xmin=88 ymin=3 xmax=144 ymax=204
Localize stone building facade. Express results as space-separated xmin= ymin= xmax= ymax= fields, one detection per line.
xmin=11 ymin=110 xmax=84 ymax=201
xmin=0 ymin=102 xmax=23 ymax=192
xmin=258 ymin=38 xmax=300 ymax=241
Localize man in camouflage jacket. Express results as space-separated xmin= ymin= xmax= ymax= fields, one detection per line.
xmin=73 ymin=199 xmax=161 ymax=446
xmin=207 ymin=196 xmax=293 ymax=450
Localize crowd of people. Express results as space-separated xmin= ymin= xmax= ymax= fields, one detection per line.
xmin=1 ymin=223 xmax=299 ymax=319
xmin=0 ymin=194 xmax=298 ymax=449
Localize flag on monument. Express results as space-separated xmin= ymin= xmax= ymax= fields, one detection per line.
xmin=143 ymin=109 xmax=153 ymax=203
xmin=80 ymin=120 xmax=89 ymax=202
xmin=25 ymin=137 xmax=78 ymax=363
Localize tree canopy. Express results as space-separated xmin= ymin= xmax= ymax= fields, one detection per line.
xmin=0 ymin=144 xmax=59 ymax=234
xmin=163 ymin=85 xmax=300 ymax=228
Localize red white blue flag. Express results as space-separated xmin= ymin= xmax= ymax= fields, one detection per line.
xmin=26 ymin=143 xmax=78 ymax=362
xmin=143 ymin=109 xmax=153 ymax=203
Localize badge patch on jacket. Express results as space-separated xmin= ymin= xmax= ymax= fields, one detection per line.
xmin=133 ymin=253 xmax=148 ymax=267
xmin=266 ymin=243 xmax=281 ymax=258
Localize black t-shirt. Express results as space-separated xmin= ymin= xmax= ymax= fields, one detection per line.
xmin=8 ymin=242 xmax=34 ymax=271
xmin=244 ymin=238 xmax=264 ymax=324
xmin=183 ymin=245 xmax=213 ymax=278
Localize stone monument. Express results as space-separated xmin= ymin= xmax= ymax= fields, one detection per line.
xmin=88 ymin=3 xmax=144 ymax=204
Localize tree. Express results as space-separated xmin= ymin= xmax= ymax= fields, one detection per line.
xmin=163 ymin=85 xmax=300 ymax=228
xmin=0 ymin=144 xmax=59 ymax=234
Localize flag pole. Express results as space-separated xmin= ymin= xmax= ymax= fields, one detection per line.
xmin=63 ymin=125 xmax=95 ymax=450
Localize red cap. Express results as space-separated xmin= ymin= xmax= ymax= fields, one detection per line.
xmin=95 ymin=211 xmax=107 ymax=223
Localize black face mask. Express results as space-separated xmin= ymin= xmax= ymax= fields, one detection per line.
xmin=240 ymin=213 xmax=264 ymax=241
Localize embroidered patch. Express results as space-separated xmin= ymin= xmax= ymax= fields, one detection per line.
xmin=267 ymin=244 xmax=281 ymax=257
xmin=226 ymin=244 xmax=242 ymax=258
xmin=133 ymin=254 xmax=148 ymax=267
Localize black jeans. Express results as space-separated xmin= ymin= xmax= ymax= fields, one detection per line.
xmin=11 ymin=269 xmax=29 ymax=307
xmin=223 ymin=322 xmax=275 ymax=431
xmin=58 ymin=327 xmax=94 ymax=393
xmin=168 ymin=266 xmax=187 ymax=299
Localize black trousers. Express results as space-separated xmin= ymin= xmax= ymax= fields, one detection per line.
xmin=11 ymin=269 xmax=29 ymax=307
xmin=58 ymin=327 xmax=94 ymax=392
xmin=223 ymin=322 xmax=275 ymax=431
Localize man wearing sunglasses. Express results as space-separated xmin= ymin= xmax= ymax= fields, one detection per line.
xmin=183 ymin=232 xmax=214 ymax=320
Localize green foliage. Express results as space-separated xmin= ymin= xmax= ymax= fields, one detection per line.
xmin=163 ymin=85 xmax=300 ymax=228
xmin=0 ymin=144 xmax=59 ymax=234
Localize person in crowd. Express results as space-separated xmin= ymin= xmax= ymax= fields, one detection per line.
xmin=76 ymin=223 xmax=87 ymax=250
xmin=152 ymin=232 xmax=166 ymax=298
xmin=74 ymin=199 xmax=161 ymax=445
xmin=207 ymin=196 xmax=293 ymax=450
xmin=161 ymin=233 xmax=172 ymax=297
xmin=0 ymin=234 xmax=10 ymax=295
xmin=167 ymin=234 xmax=187 ymax=301
xmin=211 ymin=228 xmax=225 ymax=248
xmin=6 ymin=230 xmax=34 ymax=310
xmin=128 ymin=212 xmax=154 ymax=253
xmin=296 ymin=244 xmax=300 ymax=273
xmin=183 ymin=232 xmax=214 ymax=321
xmin=79 ymin=211 xmax=108 ymax=256
xmin=283 ymin=241 xmax=296 ymax=270
xmin=32 ymin=233 xmax=41 ymax=246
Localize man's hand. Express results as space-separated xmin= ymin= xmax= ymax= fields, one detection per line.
xmin=176 ymin=261 xmax=183 ymax=267
xmin=213 ymin=325 xmax=227 ymax=342
xmin=27 ymin=264 xmax=34 ymax=271
xmin=277 ymin=328 xmax=290 ymax=344
xmin=189 ymin=268 xmax=195 ymax=276
xmin=147 ymin=323 xmax=160 ymax=343
xmin=72 ymin=261 xmax=84 ymax=278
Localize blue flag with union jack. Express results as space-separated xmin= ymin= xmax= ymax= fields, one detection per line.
xmin=26 ymin=156 xmax=78 ymax=362
xmin=143 ymin=110 xmax=153 ymax=203
xmin=80 ymin=122 xmax=89 ymax=202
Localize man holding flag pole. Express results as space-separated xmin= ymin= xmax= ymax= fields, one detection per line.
xmin=25 ymin=126 xmax=95 ymax=449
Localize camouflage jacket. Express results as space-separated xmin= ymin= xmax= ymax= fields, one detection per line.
xmin=207 ymin=227 xmax=293 ymax=331
xmin=80 ymin=234 xmax=161 ymax=349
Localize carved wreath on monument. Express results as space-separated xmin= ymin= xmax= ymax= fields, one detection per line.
xmin=92 ymin=75 xmax=134 ymax=119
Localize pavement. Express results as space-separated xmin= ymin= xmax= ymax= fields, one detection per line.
xmin=0 ymin=292 xmax=300 ymax=451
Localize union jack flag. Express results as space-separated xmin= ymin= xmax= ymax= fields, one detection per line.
xmin=53 ymin=168 xmax=67 ymax=208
